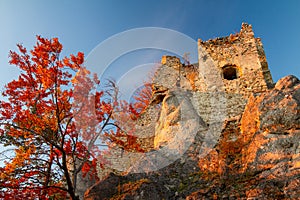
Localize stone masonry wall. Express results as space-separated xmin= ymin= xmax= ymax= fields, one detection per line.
xmin=197 ymin=23 xmax=273 ymax=97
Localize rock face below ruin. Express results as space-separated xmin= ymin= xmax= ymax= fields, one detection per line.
xmin=84 ymin=75 xmax=300 ymax=200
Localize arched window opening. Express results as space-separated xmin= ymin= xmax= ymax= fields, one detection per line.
xmin=223 ymin=65 xmax=238 ymax=80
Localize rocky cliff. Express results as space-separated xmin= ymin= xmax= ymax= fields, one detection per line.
xmin=84 ymin=24 xmax=299 ymax=199
xmin=84 ymin=75 xmax=300 ymax=200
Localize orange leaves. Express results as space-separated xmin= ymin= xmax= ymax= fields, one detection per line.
xmin=100 ymin=101 xmax=113 ymax=115
xmin=93 ymin=73 xmax=100 ymax=85
xmin=34 ymin=36 xmax=62 ymax=54
xmin=81 ymin=158 xmax=99 ymax=180
xmin=0 ymin=36 xmax=91 ymax=198
xmin=62 ymin=57 xmax=71 ymax=66
xmin=17 ymin=44 xmax=27 ymax=54
xmin=0 ymin=35 xmax=141 ymax=199
xmin=4 ymin=145 xmax=35 ymax=175
xmin=51 ymin=37 xmax=63 ymax=53
xmin=104 ymin=130 xmax=145 ymax=153
xmin=71 ymin=67 xmax=90 ymax=86
xmin=130 ymin=82 xmax=153 ymax=118
xmin=97 ymin=80 xmax=153 ymax=154
xmin=71 ymin=52 xmax=84 ymax=65
xmin=0 ymin=102 xmax=13 ymax=120
xmin=36 ymin=65 xmax=52 ymax=88
xmin=68 ymin=52 xmax=84 ymax=70
xmin=64 ymin=140 xmax=72 ymax=154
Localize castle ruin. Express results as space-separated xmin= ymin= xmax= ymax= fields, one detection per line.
xmin=150 ymin=23 xmax=273 ymax=148
xmin=99 ymin=23 xmax=274 ymax=177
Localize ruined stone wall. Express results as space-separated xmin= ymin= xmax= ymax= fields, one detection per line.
xmin=255 ymin=38 xmax=274 ymax=88
xmin=197 ymin=23 xmax=273 ymax=96
xmin=190 ymin=23 xmax=273 ymax=121
xmin=153 ymin=56 xmax=194 ymax=93
xmin=191 ymin=92 xmax=247 ymax=123
xmin=135 ymin=104 xmax=160 ymax=149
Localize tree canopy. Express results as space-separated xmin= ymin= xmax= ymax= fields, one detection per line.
xmin=0 ymin=35 xmax=151 ymax=199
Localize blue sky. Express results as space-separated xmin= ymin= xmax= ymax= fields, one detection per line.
xmin=0 ymin=0 xmax=299 ymax=90
xmin=0 ymin=0 xmax=300 ymax=166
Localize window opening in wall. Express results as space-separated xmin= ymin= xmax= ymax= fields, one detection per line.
xmin=223 ymin=65 xmax=238 ymax=80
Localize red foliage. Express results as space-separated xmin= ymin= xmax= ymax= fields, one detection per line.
xmin=129 ymin=82 xmax=153 ymax=119
xmin=0 ymin=36 xmax=153 ymax=199
xmin=0 ymin=36 xmax=110 ymax=199
xmin=102 ymin=81 xmax=154 ymax=153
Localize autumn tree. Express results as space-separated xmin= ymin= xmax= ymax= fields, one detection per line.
xmin=129 ymin=82 xmax=153 ymax=118
xmin=0 ymin=36 xmax=120 ymax=199
xmin=99 ymin=80 xmax=147 ymax=154
xmin=101 ymin=68 xmax=157 ymax=155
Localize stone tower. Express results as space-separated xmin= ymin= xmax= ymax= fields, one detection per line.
xmin=197 ymin=23 xmax=273 ymax=96
xmin=153 ymin=23 xmax=274 ymax=124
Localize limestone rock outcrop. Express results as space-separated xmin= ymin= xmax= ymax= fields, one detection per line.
xmin=84 ymin=75 xmax=300 ymax=200
xmin=84 ymin=23 xmax=299 ymax=199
